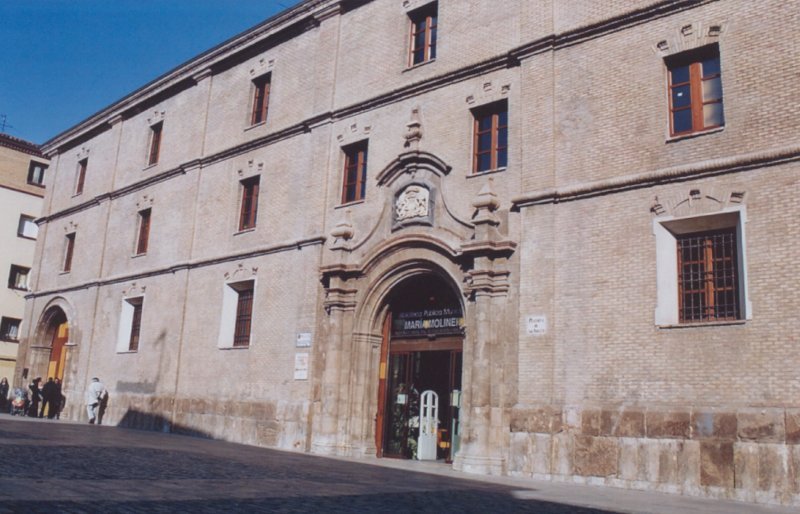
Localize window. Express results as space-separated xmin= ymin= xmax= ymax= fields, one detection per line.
xmin=341 ymin=141 xmax=368 ymax=204
xmin=653 ymin=209 xmax=750 ymax=326
xmin=0 ymin=317 xmax=21 ymax=342
xmin=409 ymin=3 xmax=437 ymax=66
xmin=148 ymin=122 xmax=163 ymax=166
xmin=63 ymin=233 xmax=75 ymax=272
xmin=238 ymin=176 xmax=260 ymax=231
xmin=116 ymin=297 xmax=143 ymax=352
xmin=250 ymin=74 xmax=271 ymax=125
xmin=27 ymin=161 xmax=47 ymax=186
xmin=8 ymin=265 xmax=30 ymax=290
xmin=677 ymin=229 xmax=739 ymax=322
xmin=666 ymin=44 xmax=724 ymax=136
xmin=135 ymin=209 xmax=151 ymax=255
xmin=75 ymin=158 xmax=87 ymax=195
xmin=218 ymin=280 xmax=255 ymax=348
xmin=472 ymin=101 xmax=508 ymax=173
xmin=17 ymin=215 xmax=38 ymax=239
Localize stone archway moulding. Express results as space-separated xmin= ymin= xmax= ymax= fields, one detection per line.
xmin=31 ymin=296 xmax=78 ymax=349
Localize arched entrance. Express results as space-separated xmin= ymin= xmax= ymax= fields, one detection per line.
xmin=44 ymin=309 xmax=69 ymax=382
xmin=375 ymin=273 xmax=463 ymax=462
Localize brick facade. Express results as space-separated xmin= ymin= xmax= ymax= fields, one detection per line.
xmin=16 ymin=0 xmax=800 ymax=506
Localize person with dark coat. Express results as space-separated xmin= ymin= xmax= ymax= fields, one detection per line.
xmin=54 ymin=378 xmax=64 ymax=419
xmin=27 ymin=377 xmax=42 ymax=417
xmin=0 ymin=377 xmax=9 ymax=413
xmin=40 ymin=378 xmax=59 ymax=419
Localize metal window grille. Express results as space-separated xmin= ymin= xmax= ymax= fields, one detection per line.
xmin=677 ymin=228 xmax=739 ymax=322
xmin=233 ymin=286 xmax=254 ymax=347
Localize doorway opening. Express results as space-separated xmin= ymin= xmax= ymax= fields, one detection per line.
xmin=376 ymin=273 xmax=464 ymax=462
xmin=44 ymin=309 xmax=69 ymax=382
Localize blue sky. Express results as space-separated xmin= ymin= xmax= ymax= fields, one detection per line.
xmin=0 ymin=1 xmax=299 ymax=145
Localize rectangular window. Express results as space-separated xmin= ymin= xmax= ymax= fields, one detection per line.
xmin=128 ymin=299 xmax=143 ymax=351
xmin=148 ymin=122 xmax=163 ymax=166
xmin=409 ymin=3 xmax=437 ymax=66
xmin=75 ymin=158 xmax=87 ymax=195
xmin=677 ymin=229 xmax=739 ymax=322
xmin=27 ymin=161 xmax=47 ymax=187
xmin=472 ymin=101 xmax=508 ymax=173
xmin=135 ymin=209 xmax=151 ymax=255
xmin=63 ymin=233 xmax=75 ymax=272
xmin=233 ymin=283 xmax=254 ymax=347
xmin=341 ymin=141 xmax=368 ymax=204
xmin=7 ymin=265 xmax=30 ymax=290
xmin=218 ymin=280 xmax=255 ymax=349
xmin=17 ymin=215 xmax=38 ymax=239
xmin=116 ymin=296 xmax=144 ymax=352
xmin=667 ymin=44 xmax=724 ymax=136
xmin=0 ymin=317 xmax=21 ymax=342
xmin=238 ymin=176 xmax=260 ymax=231
xmin=250 ymin=74 xmax=271 ymax=125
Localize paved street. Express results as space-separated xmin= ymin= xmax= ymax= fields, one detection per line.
xmin=0 ymin=415 xmax=795 ymax=513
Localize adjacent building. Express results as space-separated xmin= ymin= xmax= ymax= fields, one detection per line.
xmin=16 ymin=0 xmax=800 ymax=506
xmin=0 ymin=133 xmax=46 ymax=381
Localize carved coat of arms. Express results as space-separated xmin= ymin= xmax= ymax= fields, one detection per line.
xmin=395 ymin=185 xmax=429 ymax=221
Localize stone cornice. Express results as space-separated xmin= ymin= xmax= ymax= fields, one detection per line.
xmin=512 ymin=145 xmax=800 ymax=209
xmin=25 ymin=236 xmax=325 ymax=300
xmin=40 ymin=0 xmax=714 ymax=157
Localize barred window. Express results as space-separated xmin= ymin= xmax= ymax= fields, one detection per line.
xmin=677 ymin=229 xmax=739 ymax=322
xmin=233 ymin=283 xmax=254 ymax=347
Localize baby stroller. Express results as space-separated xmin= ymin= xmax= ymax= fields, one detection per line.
xmin=10 ymin=387 xmax=28 ymax=416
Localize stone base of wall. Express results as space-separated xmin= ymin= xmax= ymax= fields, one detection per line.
xmin=61 ymin=393 xmax=310 ymax=451
xmin=509 ymin=405 xmax=800 ymax=506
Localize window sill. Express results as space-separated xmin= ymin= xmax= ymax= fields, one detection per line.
xmin=468 ymin=167 xmax=507 ymax=179
xmin=244 ymin=121 xmax=266 ymax=132
xmin=657 ymin=319 xmax=746 ymax=329
xmin=16 ymin=235 xmax=36 ymax=241
xmin=116 ymin=350 xmax=139 ymax=354
xmin=234 ymin=227 xmax=256 ymax=236
xmin=404 ymin=58 xmax=436 ymax=73
xmin=71 ymin=192 xmax=83 ymax=199
xmin=666 ymin=126 xmax=724 ymax=143
xmin=142 ymin=163 xmax=158 ymax=171
xmin=59 ymin=270 xmax=71 ymax=275
xmin=0 ymin=338 xmax=20 ymax=343
xmin=131 ymin=252 xmax=147 ymax=259
xmin=26 ymin=182 xmax=45 ymax=188
xmin=336 ymin=199 xmax=365 ymax=209
xmin=219 ymin=345 xmax=250 ymax=350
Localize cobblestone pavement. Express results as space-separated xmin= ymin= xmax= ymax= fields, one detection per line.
xmin=0 ymin=415 xmax=794 ymax=513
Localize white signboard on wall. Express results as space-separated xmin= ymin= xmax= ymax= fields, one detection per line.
xmin=296 ymin=332 xmax=312 ymax=348
xmin=526 ymin=315 xmax=547 ymax=336
xmin=294 ymin=353 xmax=309 ymax=380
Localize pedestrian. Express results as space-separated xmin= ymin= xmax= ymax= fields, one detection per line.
xmin=27 ymin=377 xmax=42 ymax=417
xmin=0 ymin=377 xmax=8 ymax=413
xmin=40 ymin=378 xmax=58 ymax=419
xmin=54 ymin=378 xmax=64 ymax=419
xmin=85 ymin=377 xmax=108 ymax=424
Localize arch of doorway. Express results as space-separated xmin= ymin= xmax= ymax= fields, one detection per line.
xmin=340 ymin=246 xmax=467 ymax=459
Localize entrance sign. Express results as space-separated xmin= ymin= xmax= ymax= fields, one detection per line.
xmin=393 ymin=307 xmax=464 ymax=338
xmin=418 ymin=390 xmax=438 ymax=460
